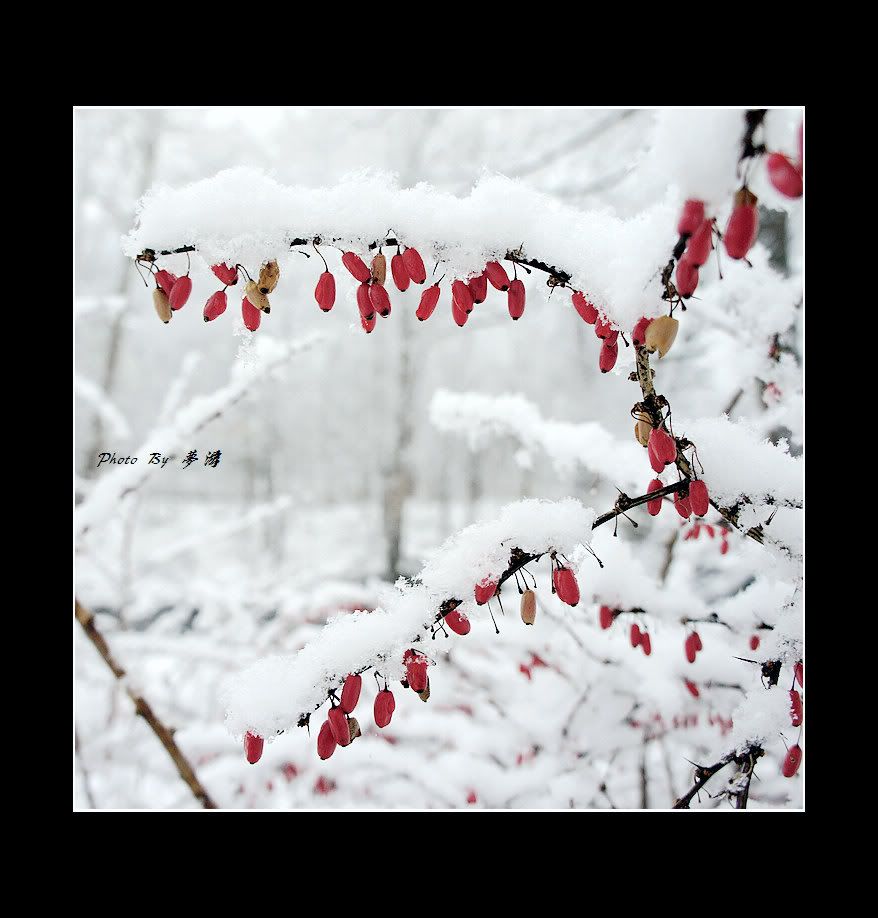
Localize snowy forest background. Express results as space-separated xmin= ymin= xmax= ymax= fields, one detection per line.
xmin=74 ymin=107 xmax=803 ymax=810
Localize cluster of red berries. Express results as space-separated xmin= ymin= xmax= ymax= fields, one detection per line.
xmin=569 ymin=291 xmax=620 ymax=372
xmin=684 ymin=630 xmax=703 ymax=664
xmin=647 ymin=477 xmax=709 ymax=521
xmin=782 ymin=660 xmax=804 ymax=777
xmin=629 ymin=622 xmax=652 ymax=656
xmin=518 ymin=653 xmax=550 ymax=681
xmin=683 ymin=520 xmax=730 ymax=554
xmin=597 ymin=605 xmax=651 ymax=655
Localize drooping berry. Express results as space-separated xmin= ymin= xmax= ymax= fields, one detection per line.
xmin=244 ymin=731 xmax=264 ymax=764
xmin=203 ymin=290 xmax=227 ymax=322
xmin=452 ymin=297 xmax=469 ymax=327
xmin=599 ymin=605 xmax=614 ymax=629
xmin=648 ymin=428 xmax=677 ymax=473
xmin=474 ymin=579 xmax=498 ymax=605
xmin=155 ymin=270 xmax=178 ymax=296
xmin=520 ymin=589 xmax=537 ymax=625
xmin=445 ymin=609 xmax=471 ymax=635
xmin=211 ymin=263 xmax=239 ymax=286
xmin=766 ymin=152 xmax=803 ymax=198
xmin=391 ymin=253 xmax=411 ymax=291
xmin=508 ymin=279 xmax=526 ymax=320
xmin=553 ymin=566 xmax=580 ymax=606
xmin=340 ymin=674 xmax=362 ymax=714
xmin=750 ymin=634 xmax=760 ymax=651
xmin=675 ymin=491 xmax=692 ymax=519
xmin=599 ymin=341 xmax=618 ymax=373
xmin=369 ymin=282 xmax=392 ymax=318
xmin=724 ymin=190 xmax=760 ymax=260
xmin=789 ymin=689 xmax=803 ymax=727
xmin=361 ymin=313 xmax=377 ymax=334
xmin=452 ymin=280 xmax=474 ymax=314
xmin=317 ymin=719 xmax=337 ymax=760
xmin=647 ymin=479 xmax=664 ymax=516
xmin=169 ymin=275 xmax=192 ymax=311
xmin=782 ymin=744 xmax=802 ymax=777
xmin=685 ymin=219 xmax=714 ymax=267
xmin=640 ymin=632 xmax=652 ymax=656
xmin=685 ymin=633 xmax=697 ymax=664
xmin=684 ymin=679 xmax=700 ymax=698
xmin=357 ymin=282 xmax=375 ymax=320
xmin=689 ymin=480 xmax=709 ymax=517
xmin=315 ymin=271 xmax=336 ymax=312
xmin=371 ymin=253 xmax=387 ymax=285
xmin=692 ymin=631 xmax=702 ymax=652
xmin=328 ymin=706 xmax=351 ymax=747
xmin=242 ymin=297 xmax=261 ymax=331
xmin=572 ymin=292 xmax=598 ymax=324
xmin=595 ymin=316 xmax=613 ymax=339
xmin=485 ymin=261 xmax=510 ymax=291
xmin=630 ymin=623 xmax=642 ymax=648
xmin=402 ymin=247 xmax=427 ymax=284
xmin=468 ymin=271 xmax=488 ymax=304
xmin=403 ymin=649 xmax=428 ymax=693
xmin=632 ymin=316 xmax=653 ymax=347
xmin=416 ymin=284 xmax=441 ymax=321
xmin=677 ymin=199 xmax=705 ymax=236
xmin=795 ymin=661 xmax=803 ymax=687
xmin=675 ymin=256 xmax=699 ymax=299
xmin=374 ymin=689 xmax=396 ymax=728
xmin=342 ymin=251 xmax=372 ymax=283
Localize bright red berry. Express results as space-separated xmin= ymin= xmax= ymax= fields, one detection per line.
xmin=684 ymin=679 xmax=700 ymax=698
xmin=724 ymin=194 xmax=759 ymax=260
xmin=632 ymin=317 xmax=653 ymax=347
xmin=357 ymin=282 xmax=375 ymax=320
xmin=599 ymin=341 xmax=618 ymax=373
xmin=315 ymin=271 xmax=336 ymax=312
xmin=244 ymin=731 xmax=264 ymax=764
xmin=328 ymin=706 xmax=351 ymax=747
xmin=445 ymin=609 xmax=471 ymax=635
xmin=361 ymin=313 xmax=377 ymax=334
xmin=369 ymin=282 xmax=392 ymax=318
xmin=795 ymin=661 xmax=803 ymax=687
xmin=485 ymin=261 xmax=510 ymax=291
xmin=640 ymin=632 xmax=652 ymax=656
xmin=468 ymin=271 xmax=488 ymax=304
xmin=211 ymin=263 xmax=239 ymax=286
xmin=553 ymin=566 xmax=580 ymax=606
xmin=677 ymin=199 xmax=705 ymax=236
xmin=508 ymin=279 xmax=526 ymax=319
xmin=599 ymin=605 xmax=614 ymax=629
xmin=242 ymin=297 xmax=261 ymax=331
xmin=402 ymin=247 xmax=427 ymax=284
xmin=391 ymin=253 xmax=411 ymax=291
xmin=341 ymin=674 xmax=362 ymax=714
xmin=630 ymin=623 xmax=642 ymax=648
xmin=675 ymin=255 xmax=699 ymax=299
xmin=416 ymin=284 xmax=441 ymax=321
xmin=452 ymin=280 xmax=474 ymax=314
xmin=203 ymin=290 xmax=228 ymax=322
xmin=685 ymin=219 xmax=713 ymax=267
xmin=750 ymin=634 xmax=760 ymax=651
xmin=317 ymin=720 xmax=337 ymax=760
xmin=155 ymin=270 xmax=178 ymax=296
xmin=782 ymin=744 xmax=802 ymax=778
xmin=766 ymin=153 xmax=803 ymax=198
xmin=572 ymin=292 xmax=598 ymax=324
xmin=789 ymin=689 xmax=803 ymax=727
xmin=689 ymin=480 xmax=709 ymax=517
xmin=342 ymin=252 xmax=372 ymax=282
xmin=169 ymin=275 xmax=192 ymax=311
xmin=474 ymin=579 xmax=498 ymax=605
xmin=374 ymin=689 xmax=396 ymax=728
xmin=404 ymin=649 xmax=428 ymax=693
xmin=647 ymin=479 xmax=664 ymax=516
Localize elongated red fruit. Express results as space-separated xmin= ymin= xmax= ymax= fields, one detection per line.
xmin=599 ymin=341 xmax=618 ymax=373
xmin=789 ymin=689 xmax=803 ymax=726
xmin=242 ymin=297 xmax=261 ymax=331
xmin=155 ymin=270 xmax=178 ymax=296
xmin=685 ymin=633 xmax=697 ymax=663
xmin=212 ymin=263 xmax=238 ymax=286
xmin=648 ymin=440 xmax=665 ymax=474
xmin=782 ymin=744 xmax=802 ymax=777
xmin=315 ymin=271 xmax=336 ymax=311
xmin=686 ymin=219 xmax=713 ymax=267
xmin=553 ymin=566 xmax=580 ymax=606
xmin=204 ymin=290 xmax=227 ymax=322
xmin=445 ymin=609 xmax=471 ymax=635
xmin=689 ymin=480 xmax=709 ymax=517
xmin=507 ymin=279 xmax=526 ymax=320
xmin=485 ymin=261 xmax=510 ymax=291
xmin=391 ymin=253 xmax=411 ymax=291
xmin=632 ymin=316 xmax=652 ymax=347
xmin=357 ymin=282 xmax=375 ymax=320
xmin=169 ymin=276 xmax=192 ymax=311
xmin=370 ymin=282 xmax=392 ymax=317
xmin=341 ymin=674 xmax=362 ymax=714
xmin=674 ymin=491 xmax=692 ymax=518
xmin=342 ymin=251 xmax=372 ymax=282
xmin=675 ymin=256 xmax=699 ymax=299
xmin=404 ymin=650 xmax=428 ymax=693
xmin=767 ymin=153 xmax=803 ymax=198
xmin=452 ymin=279 xmax=474 ymax=314
xmin=640 ymin=632 xmax=652 ymax=656
xmin=572 ymin=292 xmax=598 ymax=324
xmin=648 ymin=427 xmax=677 ymax=465
xmin=750 ymin=634 xmax=760 ymax=651
xmin=692 ymin=631 xmax=702 ymax=652
xmin=630 ymin=623 xmax=642 ymax=648
xmin=244 ymin=731 xmax=264 ymax=764
xmin=475 ymin=579 xmax=498 ymax=605
xmin=595 ymin=316 xmax=613 ymax=340
xmin=647 ymin=479 xmax=663 ymax=516
xmin=684 ymin=679 xmax=700 ymax=698
xmin=402 ymin=247 xmax=427 ymax=284
xmin=416 ymin=284 xmax=441 ymax=321
xmin=795 ymin=661 xmax=803 ymax=687
xmin=724 ymin=193 xmax=759 ymax=259
xmin=361 ymin=313 xmax=377 ymax=334
xmin=452 ymin=298 xmax=469 ymax=327
xmin=468 ymin=271 xmax=488 ymax=304
xmin=328 ymin=706 xmax=351 ymax=747
xmin=599 ymin=605 xmax=614 ymax=629
xmin=374 ymin=689 xmax=396 ymax=728
xmin=677 ymin=199 xmax=705 ymax=236
xmin=317 ymin=719 xmax=337 ymax=760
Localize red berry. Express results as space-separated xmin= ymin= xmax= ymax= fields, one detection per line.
xmin=315 ymin=271 xmax=336 ymax=312
xmin=640 ymin=632 xmax=652 ymax=656
xmin=485 ymin=261 xmax=510 ymax=291
xmin=244 ymin=731 xmax=264 ymax=764
xmin=474 ymin=579 xmax=498 ymax=605
xmin=675 ymin=492 xmax=692 ymax=519
xmin=675 ymin=256 xmax=699 ymax=299
xmin=374 ymin=689 xmax=396 ymax=728
xmin=155 ymin=270 xmax=178 ymax=296
xmin=720 ymin=539 xmax=729 ymax=556
xmin=169 ymin=275 xmax=192 ymax=311
xmin=416 ymin=284 xmax=441 ymax=321
xmin=648 ymin=427 xmax=677 ymax=471
xmin=685 ymin=219 xmax=713 ymax=267
xmin=647 ymin=479 xmax=664 ymax=516
xmin=553 ymin=566 xmax=580 ymax=606
xmin=632 ymin=316 xmax=653 ymax=347
xmin=692 ymin=631 xmax=702 ymax=652
xmin=685 ymin=633 xmax=697 ymax=664
xmin=328 ymin=706 xmax=351 ymax=747
xmin=782 ymin=744 xmax=802 ymax=778
xmin=689 ymin=480 xmax=709 ymax=517
xmin=599 ymin=341 xmax=618 ymax=373
xmin=466 ymin=790 xmax=478 ymax=804
xmin=369 ymin=282 xmax=392 ymax=318
xmin=767 ymin=153 xmax=803 ymax=198
xmin=242 ymin=297 xmax=261 ymax=331
xmin=211 ymin=263 xmax=238 ymax=286
xmin=403 ymin=649 xmax=428 ymax=693
xmin=317 ymin=720 xmax=337 ymax=760
xmin=750 ymin=634 xmax=760 ymax=651
xmin=391 ymin=253 xmax=411 ymax=291
xmin=445 ymin=608 xmax=471 ymax=635
xmin=795 ymin=661 xmax=803 ymax=687
xmin=724 ymin=197 xmax=759 ymax=260
xmin=402 ymin=247 xmax=427 ymax=284
xmin=508 ymin=279 xmax=526 ymax=319
xmin=572 ymin=292 xmax=598 ymax=324
xmin=677 ymin=199 xmax=705 ymax=236
xmin=452 ymin=297 xmax=469 ymax=327
xmin=342 ymin=251 xmax=371 ymax=283
xmin=789 ymin=689 xmax=803 ymax=727
xmin=595 ymin=316 xmax=614 ymax=340
xmin=361 ymin=313 xmax=377 ymax=334
xmin=340 ymin=674 xmax=362 ymax=714
xmin=468 ymin=271 xmax=488 ymax=304
xmin=357 ymin=282 xmax=375 ymax=320
xmin=684 ymin=679 xmax=700 ymax=698
xmin=203 ymin=290 xmax=227 ymax=322
xmin=599 ymin=605 xmax=614 ymax=629
xmin=452 ymin=279 xmax=474 ymax=314
xmin=630 ymin=623 xmax=642 ymax=648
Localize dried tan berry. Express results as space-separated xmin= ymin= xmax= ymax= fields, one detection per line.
xmin=257 ymin=260 xmax=280 ymax=295
xmin=635 ymin=412 xmax=652 ymax=447
xmin=520 ymin=589 xmax=537 ymax=625
xmin=245 ymin=280 xmax=271 ymax=313
xmin=153 ymin=288 xmax=172 ymax=323
xmin=347 ymin=717 xmax=361 ymax=741
xmin=418 ymin=679 xmax=431 ymax=703
xmin=645 ymin=316 xmax=679 ymax=358
xmin=371 ymin=253 xmax=387 ymax=286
